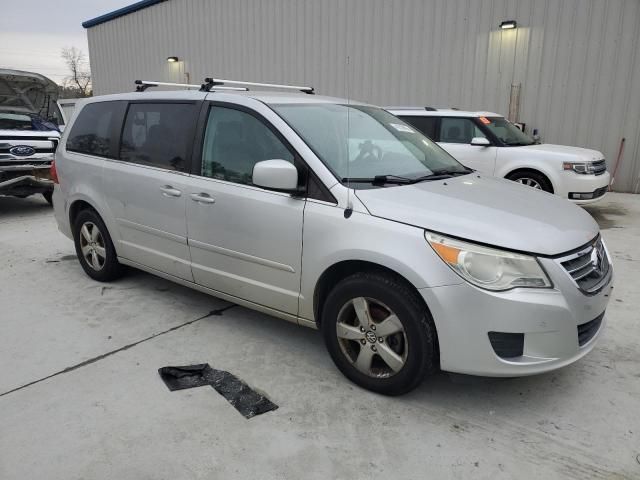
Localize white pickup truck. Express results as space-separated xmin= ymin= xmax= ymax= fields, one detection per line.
xmin=0 ymin=69 xmax=64 ymax=204
xmin=387 ymin=107 xmax=610 ymax=204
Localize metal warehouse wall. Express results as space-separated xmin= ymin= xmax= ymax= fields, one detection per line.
xmin=87 ymin=0 xmax=640 ymax=193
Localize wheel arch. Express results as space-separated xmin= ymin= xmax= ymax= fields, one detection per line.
xmin=67 ymin=195 xmax=120 ymax=252
xmin=69 ymin=198 xmax=99 ymax=226
xmin=313 ymin=260 xmax=430 ymax=327
xmin=504 ymin=167 xmax=556 ymax=193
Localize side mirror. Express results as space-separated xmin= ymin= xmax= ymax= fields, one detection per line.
xmin=253 ymin=159 xmax=298 ymax=191
xmin=470 ymin=137 xmax=491 ymax=147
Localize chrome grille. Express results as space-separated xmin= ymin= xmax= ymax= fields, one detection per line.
xmin=591 ymin=159 xmax=607 ymax=176
xmin=560 ymin=238 xmax=610 ymax=294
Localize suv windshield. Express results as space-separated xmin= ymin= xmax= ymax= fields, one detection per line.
xmin=272 ymin=104 xmax=469 ymax=187
xmin=484 ymin=117 xmax=535 ymax=146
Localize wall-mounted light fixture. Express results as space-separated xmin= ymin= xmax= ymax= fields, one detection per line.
xmin=499 ymin=20 xmax=517 ymax=30
xmin=167 ymin=56 xmax=179 ymax=63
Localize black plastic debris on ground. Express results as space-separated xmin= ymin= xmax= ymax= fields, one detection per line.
xmin=158 ymin=364 xmax=278 ymax=419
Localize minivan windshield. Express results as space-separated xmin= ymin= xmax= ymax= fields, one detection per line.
xmin=484 ymin=117 xmax=535 ymax=146
xmin=272 ymin=104 xmax=469 ymax=187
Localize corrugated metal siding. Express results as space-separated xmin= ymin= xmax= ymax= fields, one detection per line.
xmin=87 ymin=0 xmax=640 ymax=192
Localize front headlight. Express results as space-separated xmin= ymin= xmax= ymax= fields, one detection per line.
xmin=562 ymin=162 xmax=593 ymax=174
xmin=425 ymin=232 xmax=552 ymax=291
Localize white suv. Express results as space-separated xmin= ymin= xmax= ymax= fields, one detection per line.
xmin=52 ymin=80 xmax=612 ymax=395
xmin=387 ymin=107 xmax=610 ymax=204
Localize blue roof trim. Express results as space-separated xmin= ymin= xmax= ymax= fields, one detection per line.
xmin=82 ymin=0 xmax=168 ymax=28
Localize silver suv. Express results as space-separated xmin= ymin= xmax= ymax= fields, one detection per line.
xmin=52 ymin=79 xmax=613 ymax=395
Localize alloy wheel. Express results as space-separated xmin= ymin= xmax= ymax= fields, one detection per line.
xmin=79 ymin=221 xmax=106 ymax=271
xmin=336 ymin=297 xmax=408 ymax=378
xmin=515 ymin=177 xmax=542 ymax=189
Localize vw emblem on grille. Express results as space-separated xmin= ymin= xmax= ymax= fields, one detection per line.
xmin=590 ymin=247 xmax=602 ymax=275
xmin=9 ymin=145 xmax=36 ymax=157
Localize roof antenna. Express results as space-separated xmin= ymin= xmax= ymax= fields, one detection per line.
xmin=344 ymin=54 xmax=353 ymax=219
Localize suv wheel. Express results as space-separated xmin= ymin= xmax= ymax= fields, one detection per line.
xmin=73 ymin=209 xmax=123 ymax=281
xmin=321 ymin=272 xmax=438 ymax=395
xmin=507 ymin=170 xmax=553 ymax=193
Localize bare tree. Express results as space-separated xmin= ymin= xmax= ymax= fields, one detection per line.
xmin=61 ymin=47 xmax=92 ymax=97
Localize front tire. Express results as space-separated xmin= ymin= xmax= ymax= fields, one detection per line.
xmin=73 ymin=209 xmax=123 ymax=282
xmin=321 ymin=272 xmax=438 ymax=395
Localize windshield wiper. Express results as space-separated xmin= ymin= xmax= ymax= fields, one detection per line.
xmin=342 ymin=168 xmax=473 ymax=186
xmin=432 ymin=167 xmax=474 ymax=175
xmin=408 ymin=167 xmax=473 ymax=183
xmin=341 ymin=175 xmax=414 ymax=185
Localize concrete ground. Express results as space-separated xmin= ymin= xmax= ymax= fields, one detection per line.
xmin=0 ymin=193 xmax=639 ymax=480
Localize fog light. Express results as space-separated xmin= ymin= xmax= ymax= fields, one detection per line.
xmin=488 ymin=332 xmax=524 ymax=358
xmin=569 ymin=192 xmax=595 ymax=200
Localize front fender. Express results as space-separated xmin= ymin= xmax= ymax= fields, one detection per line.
xmin=298 ymin=202 xmax=463 ymax=321
xmin=498 ymin=162 xmax=561 ymax=195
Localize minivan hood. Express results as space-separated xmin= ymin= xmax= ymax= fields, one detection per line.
xmin=518 ymin=143 xmax=604 ymax=162
xmin=355 ymin=175 xmax=599 ymax=256
xmin=0 ymin=69 xmax=59 ymax=115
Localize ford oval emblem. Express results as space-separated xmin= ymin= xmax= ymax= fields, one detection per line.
xmin=9 ymin=145 xmax=36 ymax=157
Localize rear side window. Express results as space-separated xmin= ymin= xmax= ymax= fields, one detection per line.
xmin=119 ymin=103 xmax=196 ymax=172
xmin=66 ymin=102 xmax=121 ymax=157
xmin=439 ymin=117 xmax=486 ymax=144
xmin=400 ymin=116 xmax=438 ymax=139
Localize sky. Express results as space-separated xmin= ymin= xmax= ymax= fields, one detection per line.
xmin=0 ymin=0 xmax=134 ymax=85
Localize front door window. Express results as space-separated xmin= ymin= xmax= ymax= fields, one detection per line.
xmin=439 ymin=117 xmax=487 ymax=144
xmin=201 ymin=106 xmax=294 ymax=184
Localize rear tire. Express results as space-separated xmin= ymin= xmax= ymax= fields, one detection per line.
xmin=42 ymin=191 xmax=53 ymax=205
xmin=507 ymin=170 xmax=553 ymax=193
xmin=73 ymin=209 xmax=124 ymax=282
xmin=321 ymin=271 xmax=438 ymax=395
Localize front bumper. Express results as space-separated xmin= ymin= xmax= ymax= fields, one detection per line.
xmin=564 ymin=171 xmax=610 ymax=205
xmin=420 ymin=249 xmax=613 ymax=376
xmin=0 ymin=165 xmax=53 ymax=197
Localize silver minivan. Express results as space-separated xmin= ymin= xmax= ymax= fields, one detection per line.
xmin=52 ymin=80 xmax=613 ymax=395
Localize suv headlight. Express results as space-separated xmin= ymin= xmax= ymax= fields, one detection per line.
xmin=425 ymin=232 xmax=552 ymax=291
xmin=563 ymin=162 xmax=593 ymax=174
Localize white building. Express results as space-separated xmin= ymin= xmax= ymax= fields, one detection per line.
xmin=83 ymin=0 xmax=640 ymax=193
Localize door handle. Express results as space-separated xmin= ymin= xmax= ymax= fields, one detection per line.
xmin=160 ymin=185 xmax=182 ymax=197
xmin=190 ymin=193 xmax=215 ymax=204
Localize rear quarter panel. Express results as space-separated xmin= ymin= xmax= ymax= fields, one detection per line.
xmin=54 ymin=99 xmax=124 ymax=246
xmin=54 ymin=106 xmax=120 ymax=246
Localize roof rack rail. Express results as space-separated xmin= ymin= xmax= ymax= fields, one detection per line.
xmin=201 ymin=77 xmax=314 ymax=94
xmin=134 ymin=80 xmax=248 ymax=92
xmin=385 ymin=106 xmax=439 ymax=111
